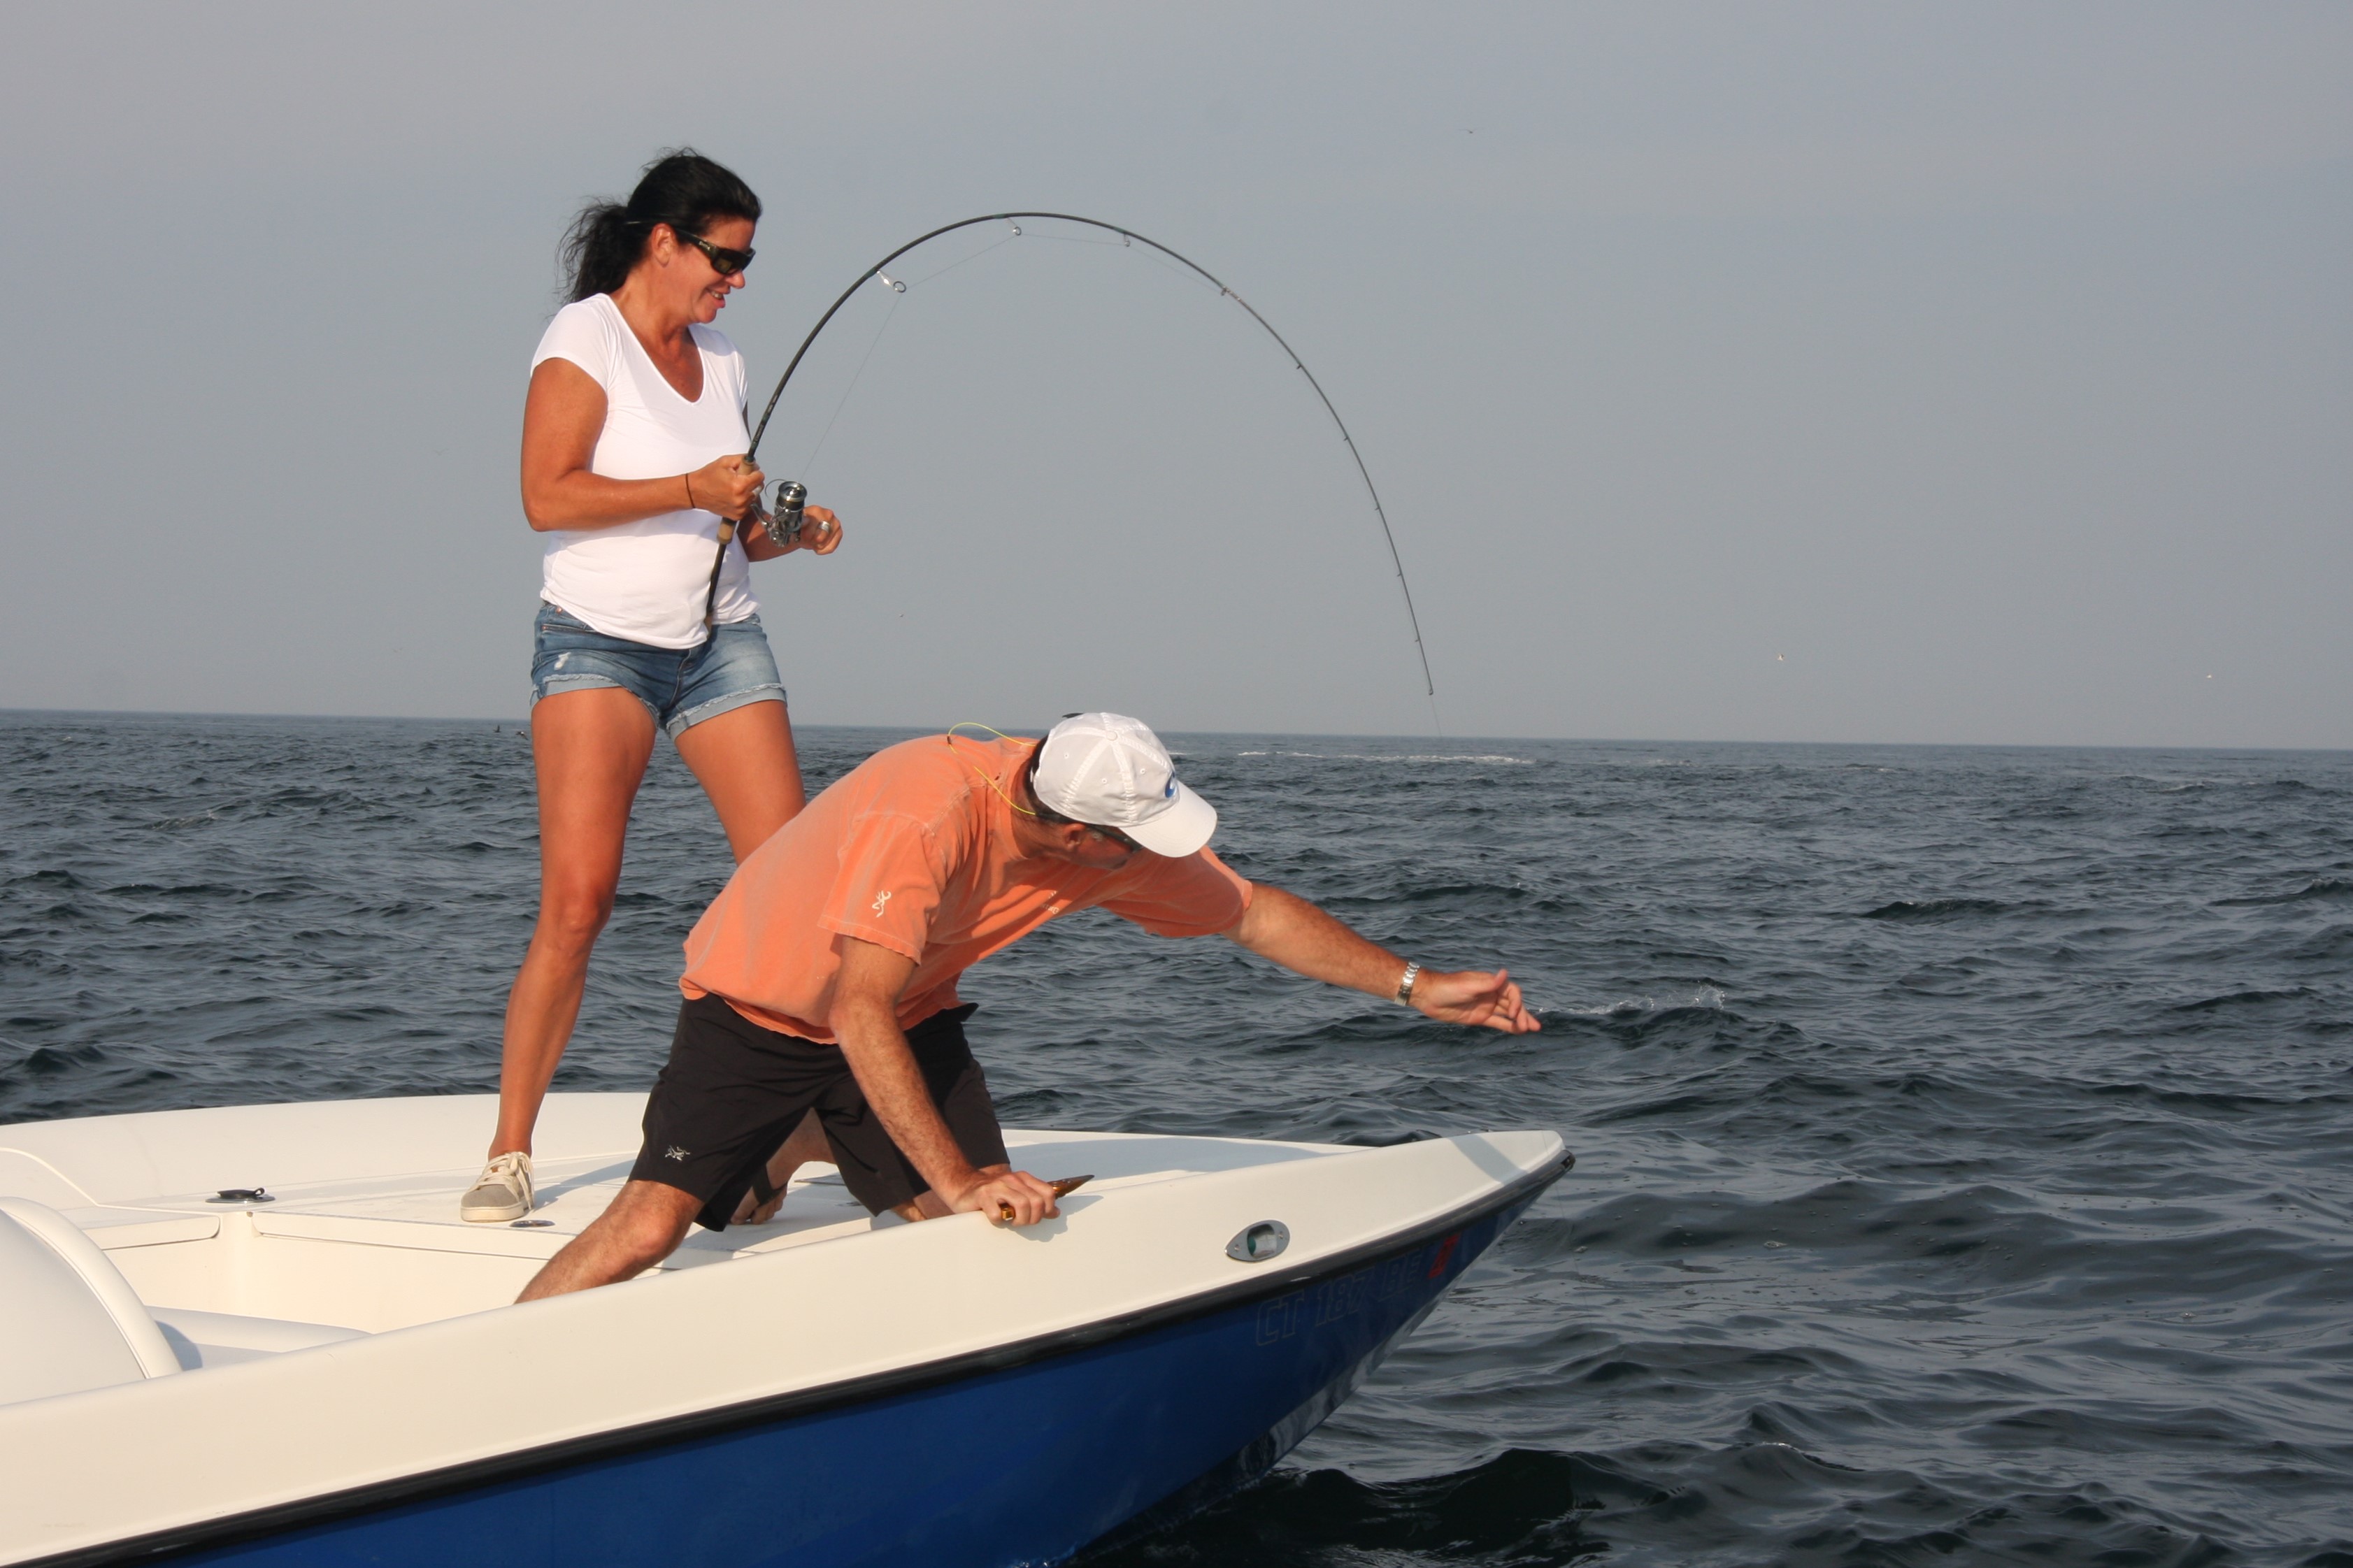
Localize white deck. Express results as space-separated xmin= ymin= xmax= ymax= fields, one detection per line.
xmin=3 ymin=1094 xmax=1340 ymax=1332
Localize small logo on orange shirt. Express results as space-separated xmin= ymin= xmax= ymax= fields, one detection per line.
xmin=871 ymin=889 xmax=894 ymax=916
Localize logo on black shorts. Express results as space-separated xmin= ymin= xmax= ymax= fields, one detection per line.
xmin=664 ymin=1146 xmax=689 ymax=1161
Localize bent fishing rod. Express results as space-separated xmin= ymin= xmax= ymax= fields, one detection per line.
xmin=702 ymin=211 xmax=1436 ymax=707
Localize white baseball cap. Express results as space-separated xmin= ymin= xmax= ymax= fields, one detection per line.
xmin=1033 ymin=712 xmax=1217 ymax=857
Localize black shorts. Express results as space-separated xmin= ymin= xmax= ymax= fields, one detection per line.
xmin=629 ymin=994 xmax=1009 ymax=1231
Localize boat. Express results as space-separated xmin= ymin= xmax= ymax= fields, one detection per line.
xmin=0 ymin=1093 xmax=1569 ymax=1567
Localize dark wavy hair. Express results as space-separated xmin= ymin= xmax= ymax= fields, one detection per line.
xmin=1021 ymin=740 xmax=1075 ymax=824
xmin=559 ymin=149 xmax=763 ymax=302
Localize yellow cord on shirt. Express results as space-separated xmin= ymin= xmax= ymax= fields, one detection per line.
xmin=945 ymin=723 xmax=1039 ymax=817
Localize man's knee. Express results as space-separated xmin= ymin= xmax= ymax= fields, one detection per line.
xmin=519 ymin=1181 xmax=698 ymax=1302
xmin=604 ymin=1181 xmax=700 ymax=1263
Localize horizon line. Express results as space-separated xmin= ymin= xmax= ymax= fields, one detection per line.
xmin=3 ymin=706 xmax=2346 ymax=758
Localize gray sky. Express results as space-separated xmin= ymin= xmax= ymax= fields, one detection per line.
xmin=3 ymin=2 xmax=2345 ymax=746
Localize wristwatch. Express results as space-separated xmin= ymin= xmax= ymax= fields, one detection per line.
xmin=1394 ymin=961 xmax=1422 ymax=1007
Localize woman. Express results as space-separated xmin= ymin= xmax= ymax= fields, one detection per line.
xmin=462 ymin=150 xmax=843 ymax=1221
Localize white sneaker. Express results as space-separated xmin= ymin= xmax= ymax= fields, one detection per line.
xmin=461 ymin=1151 xmax=534 ymax=1223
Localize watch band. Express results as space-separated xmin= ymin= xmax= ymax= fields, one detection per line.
xmin=1394 ymin=961 xmax=1422 ymax=1007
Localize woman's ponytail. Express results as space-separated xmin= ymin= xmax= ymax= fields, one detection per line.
xmin=559 ymin=202 xmax=642 ymax=302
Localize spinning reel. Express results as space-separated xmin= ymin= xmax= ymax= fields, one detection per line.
xmin=759 ymin=480 xmax=808 ymax=548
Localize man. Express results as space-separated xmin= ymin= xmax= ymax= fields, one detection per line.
xmin=520 ymin=713 xmax=1538 ymax=1301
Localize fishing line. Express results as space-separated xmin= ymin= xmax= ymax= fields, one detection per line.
xmin=796 ymin=229 xmax=1023 ymax=479
xmin=901 ymin=230 xmax=1020 ymax=289
xmin=796 ymin=287 xmax=901 ymax=484
xmin=1130 ymin=247 xmax=1224 ymax=294
xmin=722 ymin=211 xmax=1440 ymax=717
xmin=1024 ymin=231 xmax=1137 ymax=250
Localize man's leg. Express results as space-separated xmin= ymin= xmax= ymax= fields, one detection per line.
xmin=731 ymin=1111 xmax=964 ymax=1225
xmin=731 ymin=1111 xmax=834 ymax=1226
xmin=518 ymin=1180 xmax=702 ymax=1302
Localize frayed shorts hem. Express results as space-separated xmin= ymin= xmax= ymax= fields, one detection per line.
xmin=529 ymin=603 xmax=787 ymax=738
xmin=531 ymin=676 xmax=785 ymax=738
xmin=664 ymin=683 xmax=785 ymax=738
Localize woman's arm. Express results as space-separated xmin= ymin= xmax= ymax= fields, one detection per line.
xmin=520 ymin=358 xmax=764 ymax=533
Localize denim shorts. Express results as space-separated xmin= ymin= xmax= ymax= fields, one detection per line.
xmin=529 ymin=603 xmax=786 ymax=738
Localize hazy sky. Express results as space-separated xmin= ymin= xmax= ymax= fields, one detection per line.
xmin=3 ymin=3 xmax=2345 ymax=745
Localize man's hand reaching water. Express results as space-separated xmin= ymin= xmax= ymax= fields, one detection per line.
xmin=1408 ymin=968 xmax=1541 ymax=1033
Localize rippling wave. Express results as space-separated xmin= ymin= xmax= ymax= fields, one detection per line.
xmin=4 ymin=714 xmax=2349 ymax=1565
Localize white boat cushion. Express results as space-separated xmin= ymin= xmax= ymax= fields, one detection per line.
xmin=0 ymin=1198 xmax=180 ymax=1405
xmin=149 ymin=1308 xmax=366 ymax=1370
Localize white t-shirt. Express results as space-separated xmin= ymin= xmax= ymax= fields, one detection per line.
xmin=529 ymin=294 xmax=758 ymax=648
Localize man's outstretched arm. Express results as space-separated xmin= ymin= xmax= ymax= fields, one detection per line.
xmin=1221 ymin=883 xmax=1541 ymax=1034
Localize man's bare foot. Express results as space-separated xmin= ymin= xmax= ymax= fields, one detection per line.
xmin=731 ymin=1111 xmax=833 ymax=1225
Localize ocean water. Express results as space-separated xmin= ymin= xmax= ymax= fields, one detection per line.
xmin=2 ymin=711 xmax=2348 ymax=1567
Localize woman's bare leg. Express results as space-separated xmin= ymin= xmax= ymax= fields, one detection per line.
xmin=491 ymin=698 xmax=796 ymax=1181
xmin=672 ymin=698 xmax=805 ymax=861
xmin=489 ymin=689 xmax=657 ymax=1161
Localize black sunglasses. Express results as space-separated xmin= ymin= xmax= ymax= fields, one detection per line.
xmin=1085 ymin=822 xmax=1143 ymax=851
xmin=677 ymin=230 xmax=754 ymax=277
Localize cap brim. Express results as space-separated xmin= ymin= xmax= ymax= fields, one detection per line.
xmin=1123 ymin=780 xmax=1217 ymax=857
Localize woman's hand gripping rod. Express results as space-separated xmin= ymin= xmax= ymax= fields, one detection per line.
xmin=698 ymin=477 xmax=808 ymax=631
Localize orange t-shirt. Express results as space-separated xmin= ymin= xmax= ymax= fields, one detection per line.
xmin=679 ymin=735 xmax=1254 ymax=1041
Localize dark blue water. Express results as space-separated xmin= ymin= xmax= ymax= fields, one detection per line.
xmin=3 ymin=712 xmax=2349 ymax=1566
